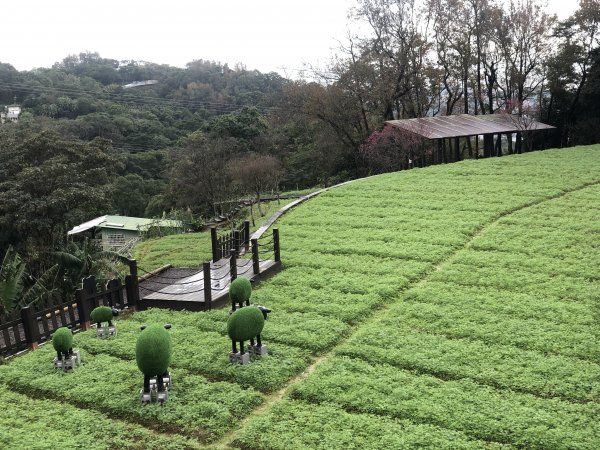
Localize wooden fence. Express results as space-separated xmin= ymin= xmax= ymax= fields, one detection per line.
xmin=211 ymin=220 xmax=251 ymax=261
xmin=0 ymin=260 xmax=140 ymax=359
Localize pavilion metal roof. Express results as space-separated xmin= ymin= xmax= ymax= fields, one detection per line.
xmin=386 ymin=114 xmax=555 ymax=140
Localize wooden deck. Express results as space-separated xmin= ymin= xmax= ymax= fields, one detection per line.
xmin=138 ymin=258 xmax=281 ymax=311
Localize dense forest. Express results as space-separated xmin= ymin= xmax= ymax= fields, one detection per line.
xmin=0 ymin=0 xmax=598 ymax=312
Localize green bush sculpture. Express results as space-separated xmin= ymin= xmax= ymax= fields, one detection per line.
xmin=90 ymin=306 xmax=118 ymax=327
xmin=227 ymin=305 xmax=270 ymax=358
xmin=229 ymin=276 xmax=252 ymax=308
xmin=136 ymin=324 xmax=172 ymax=396
xmin=52 ymin=327 xmax=73 ymax=359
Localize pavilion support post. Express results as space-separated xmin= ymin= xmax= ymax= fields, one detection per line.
xmin=495 ymin=133 xmax=502 ymax=156
xmin=507 ymin=133 xmax=513 ymax=154
xmin=515 ymin=132 xmax=522 ymax=154
xmin=442 ymin=139 xmax=447 ymax=163
xmin=541 ymin=130 xmax=547 ymax=150
xmin=437 ymin=139 xmax=442 ymax=165
xmin=454 ymin=136 xmax=460 ymax=161
xmin=483 ymin=134 xmax=493 ymax=158
xmin=467 ymin=137 xmax=473 ymax=159
xmin=475 ymin=135 xmax=479 ymax=159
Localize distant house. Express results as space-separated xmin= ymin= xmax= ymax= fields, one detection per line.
xmin=67 ymin=215 xmax=183 ymax=251
xmin=0 ymin=104 xmax=21 ymax=123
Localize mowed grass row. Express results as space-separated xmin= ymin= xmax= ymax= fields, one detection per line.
xmin=234 ymin=146 xmax=600 ymax=449
xmin=259 ymin=181 xmax=600 ymax=448
xmin=1 ymin=147 xmax=599 ymax=447
xmin=0 ymin=387 xmax=204 ymax=450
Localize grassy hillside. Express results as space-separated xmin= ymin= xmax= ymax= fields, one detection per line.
xmin=1 ymin=146 xmax=598 ymax=449
xmin=132 ymin=199 xmax=295 ymax=271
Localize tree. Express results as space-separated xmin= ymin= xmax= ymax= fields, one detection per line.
xmin=546 ymin=0 xmax=600 ymax=145
xmin=112 ymin=174 xmax=150 ymax=217
xmin=359 ymin=126 xmax=423 ymax=173
xmin=496 ymin=0 xmax=554 ymax=114
xmin=0 ymin=131 xmax=115 ymax=273
xmin=168 ymin=131 xmax=234 ymax=216
xmin=0 ymin=245 xmax=60 ymax=314
xmin=226 ymin=153 xmax=283 ymax=220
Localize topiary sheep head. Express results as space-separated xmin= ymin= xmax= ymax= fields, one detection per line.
xmin=52 ymin=327 xmax=73 ymax=354
xmin=229 ymin=277 xmax=252 ymax=307
xmin=135 ymin=324 xmax=172 ymax=377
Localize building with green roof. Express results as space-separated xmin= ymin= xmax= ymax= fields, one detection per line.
xmin=67 ymin=215 xmax=183 ymax=250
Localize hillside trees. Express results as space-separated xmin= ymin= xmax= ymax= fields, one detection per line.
xmin=227 ymin=153 xmax=283 ymax=220
xmin=545 ymin=0 xmax=600 ymax=145
xmin=0 ymin=129 xmax=116 ymax=308
xmin=168 ymin=131 xmax=234 ymax=216
xmin=496 ymin=0 xmax=554 ymax=114
xmin=0 ymin=130 xmax=115 ymax=271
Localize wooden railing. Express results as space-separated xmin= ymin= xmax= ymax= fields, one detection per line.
xmin=211 ymin=220 xmax=251 ymax=261
xmin=0 ymin=260 xmax=140 ymax=358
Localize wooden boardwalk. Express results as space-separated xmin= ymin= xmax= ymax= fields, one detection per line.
xmin=139 ymin=258 xmax=280 ymax=311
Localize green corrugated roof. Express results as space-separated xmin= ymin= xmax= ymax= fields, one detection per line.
xmin=100 ymin=216 xmax=181 ymax=231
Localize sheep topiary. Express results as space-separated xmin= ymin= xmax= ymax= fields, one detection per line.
xmin=52 ymin=327 xmax=79 ymax=371
xmin=227 ymin=305 xmax=271 ymax=364
xmin=229 ymin=277 xmax=252 ymax=310
xmin=52 ymin=327 xmax=73 ymax=357
xmin=136 ymin=324 xmax=172 ymax=404
xmin=91 ymin=306 xmax=119 ymax=338
xmin=90 ymin=306 xmax=118 ymax=326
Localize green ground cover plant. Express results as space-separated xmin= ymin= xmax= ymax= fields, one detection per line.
xmin=0 ymin=346 xmax=263 ymax=441
xmin=133 ymin=199 xmax=294 ymax=271
xmin=404 ymin=281 xmax=597 ymax=326
xmin=290 ymin=356 xmax=600 ymax=449
xmin=75 ymin=319 xmax=311 ymax=392
xmin=0 ymin=387 xmax=203 ymax=449
xmin=234 ymin=399 xmax=507 ymax=450
xmin=1 ymin=146 xmax=599 ymax=448
xmin=339 ymin=322 xmax=600 ymax=402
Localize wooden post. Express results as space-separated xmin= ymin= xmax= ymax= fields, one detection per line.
xmin=475 ymin=135 xmax=479 ymax=159
xmin=483 ymin=134 xmax=494 ymax=157
xmin=244 ymin=220 xmax=250 ymax=252
xmin=124 ymin=259 xmax=138 ymax=309
xmin=211 ymin=227 xmax=219 ymax=261
xmin=273 ymin=228 xmax=281 ymax=263
xmin=251 ymin=238 xmax=260 ymax=274
xmin=230 ymin=249 xmax=237 ymax=282
xmin=128 ymin=259 xmax=138 ymax=279
xmin=496 ymin=133 xmax=502 ymax=157
xmin=20 ymin=306 xmax=39 ymax=350
xmin=203 ymin=261 xmax=212 ymax=310
xmin=467 ymin=137 xmax=472 ymax=158
xmin=75 ymin=289 xmax=91 ymax=331
xmin=442 ymin=139 xmax=447 ymax=163
xmin=454 ymin=136 xmax=460 ymax=161
xmin=234 ymin=230 xmax=241 ymax=255
xmin=82 ymin=275 xmax=98 ymax=308
xmin=106 ymin=279 xmax=122 ymax=308
xmin=125 ymin=275 xmax=138 ymax=310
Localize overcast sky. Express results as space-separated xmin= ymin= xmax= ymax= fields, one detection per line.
xmin=2 ymin=0 xmax=578 ymax=77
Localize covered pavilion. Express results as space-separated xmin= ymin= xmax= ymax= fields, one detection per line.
xmin=386 ymin=114 xmax=555 ymax=163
